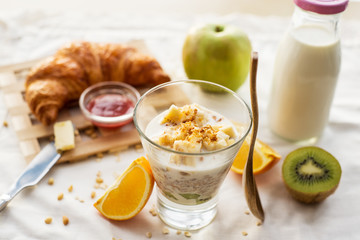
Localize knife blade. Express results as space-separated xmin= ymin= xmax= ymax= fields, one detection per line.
xmin=0 ymin=143 xmax=61 ymax=211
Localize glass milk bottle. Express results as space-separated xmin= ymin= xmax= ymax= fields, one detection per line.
xmin=268 ymin=0 xmax=348 ymax=143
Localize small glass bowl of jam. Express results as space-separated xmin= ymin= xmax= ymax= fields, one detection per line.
xmin=79 ymin=82 xmax=140 ymax=128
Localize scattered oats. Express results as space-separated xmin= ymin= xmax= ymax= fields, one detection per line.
xmin=3 ymin=121 xmax=8 ymax=127
xmin=93 ymin=183 xmax=107 ymax=190
xmin=256 ymin=221 xmax=262 ymax=226
xmin=57 ymin=193 xmax=64 ymax=201
xmin=96 ymin=177 xmax=104 ymax=184
xmin=149 ymin=207 xmax=157 ymax=217
xmin=162 ymin=227 xmax=170 ymax=235
xmin=145 ymin=232 xmax=152 ymax=238
xmin=48 ymin=178 xmax=54 ymax=185
xmin=74 ymin=129 xmax=80 ymax=136
xmin=75 ymin=196 xmax=84 ymax=203
xmin=176 ymin=230 xmax=182 ymax=235
xmin=68 ymin=185 xmax=73 ymax=193
xmin=96 ymin=152 xmax=104 ymax=158
xmin=84 ymin=128 xmax=95 ymax=136
xmin=184 ymin=231 xmax=192 ymax=238
xmin=91 ymin=191 xmax=96 ymax=199
xmin=62 ymin=216 xmax=69 ymax=225
xmin=244 ymin=210 xmax=250 ymax=215
xmin=95 ymin=158 xmax=102 ymax=162
xmin=242 ymin=231 xmax=248 ymax=236
xmin=44 ymin=217 xmax=52 ymax=224
xmin=96 ymin=171 xmax=102 ymax=177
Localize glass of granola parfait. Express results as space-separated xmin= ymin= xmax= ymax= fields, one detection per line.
xmin=133 ymin=80 xmax=252 ymax=230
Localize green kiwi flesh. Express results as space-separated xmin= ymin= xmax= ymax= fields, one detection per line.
xmin=282 ymin=146 xmax=341 ymax=204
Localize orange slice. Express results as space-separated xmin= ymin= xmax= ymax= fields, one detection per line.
xmin=231 ymin=137 xmax=281 ymax=175
xmin=93 ymin=156 xmax=154 ymax=220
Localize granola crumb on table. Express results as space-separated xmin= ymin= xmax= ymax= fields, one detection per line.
xmin=145 ymin=232 xmax=152 ymax=238
xmin=91 ymin=191 xmax=96 ymax=199
xmin=57 ymin=193 xmax=64 ymax=201
xmin=184 ymin=231 xmax=192 ymax=237
xmin=162 ymin=227 xmax=170 ymax=234
xmin=48 ymin=178 xmax=54 ymax=185
xmin=44 ymin=217 xmax=52 ymax=224
xmin=62 ymin=216 xmax=69 ymax=225
xmin=96 ymin=177 xmax=104 ymax=184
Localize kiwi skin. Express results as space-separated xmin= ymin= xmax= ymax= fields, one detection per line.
xmin=284 ymin=180 xmax=339 ymax=204
xmin=282 ymin=146 xmax=341 ymax=204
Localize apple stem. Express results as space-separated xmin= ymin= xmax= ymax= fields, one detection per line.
xmin=214 ymin=25 xmax=224 ymax=33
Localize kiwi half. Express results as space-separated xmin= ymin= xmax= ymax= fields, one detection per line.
xmin=282 ymin=146 xmax=341 ymax=204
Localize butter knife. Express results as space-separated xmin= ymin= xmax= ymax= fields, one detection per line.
xmin=0 ymin=143 xmax=61 ymax=211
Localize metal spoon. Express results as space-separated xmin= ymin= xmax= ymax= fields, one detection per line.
xmin=242 ymin=52 xmax=265 ymax=222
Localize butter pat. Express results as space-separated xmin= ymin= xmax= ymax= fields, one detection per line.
xmin=54 ymin=120 xmax=75 ymax=151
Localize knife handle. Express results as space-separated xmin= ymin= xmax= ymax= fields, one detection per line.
xmin=0 ymin=175 xmax=30 ymax=212
xmin=0 ymin=184 xmax=24 ymax=212
xmin=0 ymin=193 xmax=12 ymax=211
xmin=0 ymin=143 xmax=61 ymax=212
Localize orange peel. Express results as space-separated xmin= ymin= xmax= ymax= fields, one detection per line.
xmin=231 ymin=137 xmax=281 ymax=175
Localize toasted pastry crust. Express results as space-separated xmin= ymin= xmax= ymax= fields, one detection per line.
xmin=25 ymin=41 xmax=170 ymax=125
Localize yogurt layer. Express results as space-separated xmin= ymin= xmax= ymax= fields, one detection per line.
xmin=145 ymin=104 xmax=242 ymax=205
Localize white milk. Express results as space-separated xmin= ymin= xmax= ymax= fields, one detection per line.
xmin=269 ymin=25 xmax=341 ymax=141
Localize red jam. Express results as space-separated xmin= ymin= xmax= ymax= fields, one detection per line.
xmin=86 ymin=93 xmax=134 ymax=128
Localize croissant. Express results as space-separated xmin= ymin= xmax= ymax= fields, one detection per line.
xmin=25 ymin=41 xmax=170 ymax=125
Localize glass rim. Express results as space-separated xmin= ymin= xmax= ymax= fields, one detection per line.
xmin=133 ymin=79 xmax=253 ymax=156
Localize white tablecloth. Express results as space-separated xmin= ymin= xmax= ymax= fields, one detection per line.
xmin=0 ymin=10 xmax=360 ymax=240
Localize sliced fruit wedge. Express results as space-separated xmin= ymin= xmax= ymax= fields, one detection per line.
xmin=94 ymin=156 xmax=154 ymax=220
xmin=231 ymin=137 xmax=281 ymax=175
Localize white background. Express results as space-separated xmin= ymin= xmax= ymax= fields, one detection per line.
xmin=0 ymin=1 xmax=360 ymax=240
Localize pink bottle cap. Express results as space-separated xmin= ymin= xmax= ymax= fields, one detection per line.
xmin=294 ymin=0 xmax=349 ymax=14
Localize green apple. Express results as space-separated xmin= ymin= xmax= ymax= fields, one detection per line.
xmin=182 ymin=24 xmax=252 ymax=92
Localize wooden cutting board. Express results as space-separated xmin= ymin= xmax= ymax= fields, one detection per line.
xmin=0 ymin=40 xmax=188 ymax=164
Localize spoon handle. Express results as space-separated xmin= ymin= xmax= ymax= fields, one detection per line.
xmin=243 ymin=51 xmax=265 ymax=222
